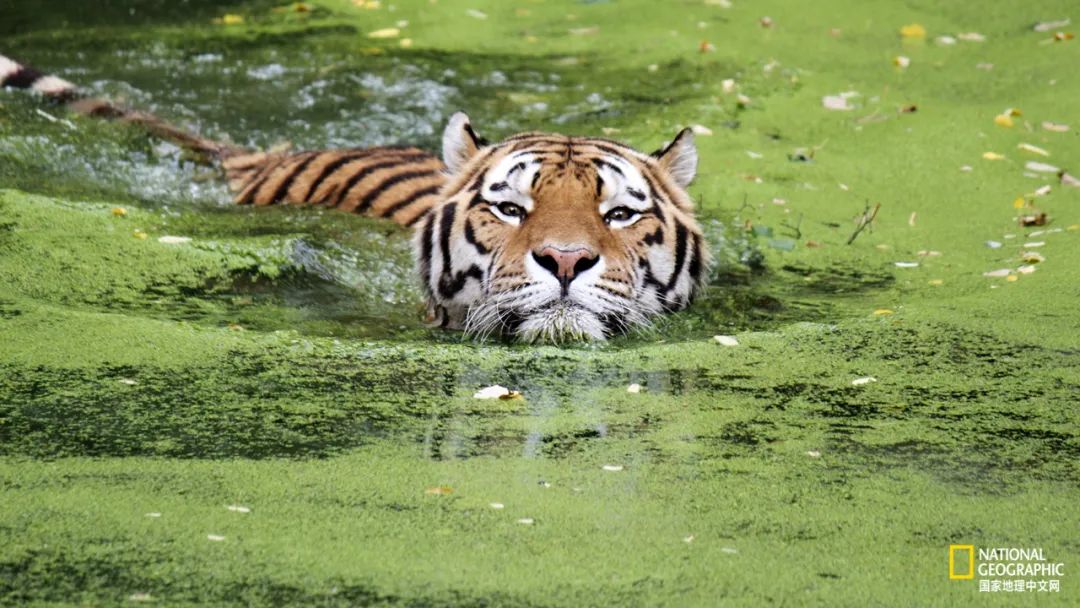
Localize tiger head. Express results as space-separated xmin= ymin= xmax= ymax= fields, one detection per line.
xmin=414 ymin=112 xmax=707 ymax=342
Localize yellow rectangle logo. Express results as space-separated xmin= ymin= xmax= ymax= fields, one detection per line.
xmin=949 ymin=545 xmax=975 ymax=580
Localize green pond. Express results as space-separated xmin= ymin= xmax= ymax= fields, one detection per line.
xmin=1 ymin=0 xmax=1078 ymax=605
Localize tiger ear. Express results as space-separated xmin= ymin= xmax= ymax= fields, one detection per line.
xmin=442 ymin=111 xmax=487 ymax=174
xmin=651 ymin=128 xmax=697 ymax=189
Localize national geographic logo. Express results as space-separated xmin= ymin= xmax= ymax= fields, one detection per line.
xmin=949 ymin=545 xmax=1065 ymax=593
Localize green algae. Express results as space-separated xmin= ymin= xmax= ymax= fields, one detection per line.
xmin=2 ymin=0 xmax=1080 ymax=605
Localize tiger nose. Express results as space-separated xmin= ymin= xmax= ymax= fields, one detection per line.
xmin=532 ymin=246 xmax=599 ymax=287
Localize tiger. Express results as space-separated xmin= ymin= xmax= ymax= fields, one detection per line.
xmin=1 ymin=53 xmax=707 ymax=342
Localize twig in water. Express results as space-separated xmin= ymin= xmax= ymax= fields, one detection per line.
xmin=846 ymin=201 xmax=881 ymax=245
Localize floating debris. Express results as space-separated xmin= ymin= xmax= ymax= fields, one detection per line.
xmin=1034 ymin=19 xmax=1070 ymax=32
xmin=746 ymin=150 xmax=763 ymax=159
xmin=602 ymin=464 xmax=624 ymax=472
xmin=900 ymin=23 xmax=927 ymax=38
xmin=684 ymin=535 xmax=695 ymax=543
xmin=473 ymin=385 xmax=510 ymax=399
xmin=465 ymin=8 xmax=488 ymax=19
xmin=366 ymin=27 xmax=400 ymax=39
xmin=806 ymin=450 xmax=822 ymax=458
xmin=1025 ymin=161 xmax=1060 ymax=173
xmin=985 ymin=240 xmax=1003 ymax=249
xmin=957 ymin=32 xmax=986 ymax=42
xmin=145 ymin=512 xmax=162 ymax=518
xmin=1023 ymin=241 xmax=1046 ymax=248
xmin=1061 ymin=172 xmax=1080 ymax=187
xmin=516 ymin=518 xmax=534 ymax=525
xmin=822 ymin=94 xmax=854 ymax=111
xmin=960 ymin=165 xmax=973 ymax=172
xmin=119 ymin=378 xmax=137 ymax=385
xmin=489 ymin=502 xmax=505 ymax=510
xmin=158 ymin=236 xmax=192 ymax=245
xmin=1033 ymin=185 xmax=1052 ymax=196
xmin=226 ymin=505 xmax=251 ymax=513
xmin=1018 ymin=143 xmax=1050 ymax=157
xmin=713 ymin=335 xmax=739 ymax=346
xmin=128 ymin=593 xmax=153 ymax=602
xmin=721 ymin=547 xmax=739 ymax=554
xmin=207 ymin=534 xmax=225 ymax=542
xmin=851 ymin=376 xmax=877 ymax=386
xmin=983 ymin=269 xmax=1012 ymax=278
xmin=1042 ymin=121 xmax=1069 ymax=132
xmin=894 ymin=262 xmax=919 ymax=268
xmin=627 ymin=383 xmax=642 ymax=394
xmin=1017 ymin=265 xmax=1037 ymax=275
xmin=982 ymin=152 xmax=1005 ymax=161
xmin=935 ymin=35 xmax=957 ymax=45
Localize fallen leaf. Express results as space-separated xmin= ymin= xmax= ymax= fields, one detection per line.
xmin=1017 ymin=265 xmax=1037 ymax=274
xmin=994 ymin=114 xmax=1014 ymax=128
xmin=111 ymin=207 xmax=127 ymax=216
xmin=570 ymin=26 xmax=600 ymax=36
xmin=1020 ymin=251 xmax=1045 ymax=264
xmin=1007 ymin=274 xmax=1019 ymax=282
xmin=957 ymin=32 xmax=986 ymax=42
xmin=424 ymin=486 xmax=453 ymax=495
xmin=699 ymin=40 xmax=716 ymax=52
xmin=928 ymin=279 xmax=944 ymax=286
xmin=498 ymin=390 xmax=523 ymax=401
xmin=759 ymin=16 xmax=774 ymax=28
xmin=217 ymin=14 xmax=244 ymax=25
xmin=982 ymin=152 xmax=1005 ymax=160
xmin=873 ymin=309 xmax=894 ymax=316
xmin=1042 ymin=121 xmax=1069 ymax=132
xmin=1033 ymin=185 xmax=1052 ymax=196
xmin=133 ymin=231 xmax=148 ymax=240
xmin=894 ymin=55 xmax=911 ymax=68
xmin=983 ymin=269 xmax=1011 ymax=278
xmin=1052 ymin=32 xmax=1074 ymax=41
xmin=1013 ymin=197 xmax=1026 ymax=209
xmin=1023 ymin=241 xmax=1045 ymax=248
xmin=399 ymin=38 xmax=413 ymax=48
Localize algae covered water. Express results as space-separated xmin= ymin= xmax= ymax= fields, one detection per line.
xmin=1 ymin=0 xmax=1078 ymax=605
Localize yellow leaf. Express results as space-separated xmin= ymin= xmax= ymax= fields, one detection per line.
xmin=424 ymin=486 xmax=453 ymax=495
xmin=367 ymin=27 xmax=400 ymax=38
xmin=1017 ymin=143 xmax=1049 ymax=157
xmin=133 ymin=231 xmax=148 ymax=240
xmin=1012 ymin=197 xmax=1025 ymax=209
xmin=1006 ymin=275 xmax=1019 ymax=282
xmin=982 ymin=152 xmax=1005 ymax=160
xmin=900 ymin=23 xmax=926 ymax=38
xmin=873 ymin=309 xmax=894 ymax=316
xmin=994 ymin=114 xmax=1014 ymax=128
xmin=220 ymin=14 xmax=244 ymax=25
xmin=928 ymin=279 xmax=944 ymax=286
xmin=399 ymin=38 xmax=413 ymax=48
xmin=111 ymin=207 xmax=127 ymax=217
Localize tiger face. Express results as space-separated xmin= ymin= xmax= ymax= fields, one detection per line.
xmin=415 ymin=112 xmax=707 ymax=342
